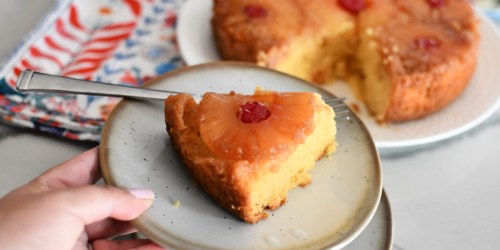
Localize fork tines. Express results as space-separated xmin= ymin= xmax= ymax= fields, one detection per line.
xmin=325 ymin=97 xmax=350 ymax=122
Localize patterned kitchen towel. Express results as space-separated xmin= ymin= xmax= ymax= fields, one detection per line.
xmin=0 ymin=0 xmax=183 ymax=141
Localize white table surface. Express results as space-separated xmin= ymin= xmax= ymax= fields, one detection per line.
xmin=1 ymin=1 xmax=500 ymax=249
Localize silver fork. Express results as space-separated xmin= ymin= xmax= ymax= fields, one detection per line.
xmin=326 ymin=97 xmax=350 ymax=122
xmin=16 ymin=69 xmax=349 ymax=121
xmin=16 ymin=69 xmax=189 ymax=100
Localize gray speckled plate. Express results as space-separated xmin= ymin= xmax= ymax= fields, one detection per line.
xmin=100 ymin=62 xmax=382 ymax=250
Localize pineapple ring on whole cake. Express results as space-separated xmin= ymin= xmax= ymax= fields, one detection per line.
xmin=212 ymin=0 xmax=479 ymax=123
xmin=164 ymin=90 xmax=336 ymax=223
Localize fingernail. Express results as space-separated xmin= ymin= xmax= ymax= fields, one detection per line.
xmin=129 ymin=188 xmax=155 ymax=200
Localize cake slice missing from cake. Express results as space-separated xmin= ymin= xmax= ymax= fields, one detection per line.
xmin=212 ymin=0 xmax=479 ymax=123
xmin=164 ymin=90 xmax=336 ymax=223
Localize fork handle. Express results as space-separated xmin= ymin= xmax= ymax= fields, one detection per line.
xmin=16 ymin=69 xmax=184 ymax=101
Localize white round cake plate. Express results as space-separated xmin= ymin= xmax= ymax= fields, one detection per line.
xmin=177 ymin=0 xmax=500 ymax=149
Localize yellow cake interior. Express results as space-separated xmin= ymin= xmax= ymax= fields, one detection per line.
xmin=356 ymin=31 xmax=392 ymax=120
xmin=264 ymin=22 xmax=355 ymax=84
xmin=242 ymin=93 xmax=336 ymax=220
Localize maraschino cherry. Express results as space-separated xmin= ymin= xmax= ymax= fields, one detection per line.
xmin=244 ymin=5 xmax=267 ymax=18
xmin=338 ymin=0 xmax=367 ymax=15
xmin=238 ymin=102 xmax=271 ymax=123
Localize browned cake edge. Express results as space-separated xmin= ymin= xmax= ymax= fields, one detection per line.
xmin=164 ymin=94 xmax=266 ymax=223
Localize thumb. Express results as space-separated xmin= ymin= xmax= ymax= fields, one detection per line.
xmin=57 ymin=185 xmax=155 ymax=225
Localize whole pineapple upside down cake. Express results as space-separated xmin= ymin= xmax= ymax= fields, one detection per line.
xmin=212 ymin=0 xmax=480 ymax=123
xmin=164 ymin=90 xmax=336 ymax=223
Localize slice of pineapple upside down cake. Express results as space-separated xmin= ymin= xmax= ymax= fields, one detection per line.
xmin=164 ymin=90 xmax=336 ymax=223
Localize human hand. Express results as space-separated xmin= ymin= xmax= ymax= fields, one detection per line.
xmin=0 ymin=147 xmax=162 ymax=250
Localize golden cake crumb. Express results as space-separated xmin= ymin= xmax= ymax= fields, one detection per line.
xmin=173 ymin=200 xmax=181 ymax=208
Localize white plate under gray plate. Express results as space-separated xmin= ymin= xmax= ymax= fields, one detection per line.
xmin=100 ymin=62 xmax=383 ymax=250
xmin=177 ymin=0 xmax=500 ymax=148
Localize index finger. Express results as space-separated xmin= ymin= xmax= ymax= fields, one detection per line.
xmin=34 ymin=146 xmax=102 ymax=189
